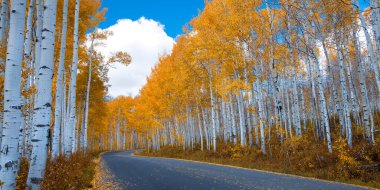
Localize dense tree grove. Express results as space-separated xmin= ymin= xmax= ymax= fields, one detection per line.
xmin=103 ymin=0 xmax=380 ymax=158
xmin=0 ymin=0 xmax=123 ymax=189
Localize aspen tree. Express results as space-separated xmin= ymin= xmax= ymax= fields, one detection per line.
xmin=52 ymin=0 xmax=69 ymax=158
xmin=27 ymin=0 xmax=58 ymax=188
xmin=0 ymin=0 xmax=27 ymax=189
xmin=66 ymin=0 xmax=80 ymax=155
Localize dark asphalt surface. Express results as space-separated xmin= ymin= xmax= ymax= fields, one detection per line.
xmin=101 ymin=151 xmax=371 ymax=190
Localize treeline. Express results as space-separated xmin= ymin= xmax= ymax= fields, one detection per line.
xmin=110 ymin=0 xmax=380 ymax=157
xmin=0 ymin=0 xmax=113 ymax=189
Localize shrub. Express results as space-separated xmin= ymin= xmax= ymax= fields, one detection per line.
xmin=40 ymin=152 xmax=97 ymax=190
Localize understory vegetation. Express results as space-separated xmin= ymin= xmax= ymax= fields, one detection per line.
xmin=15 ymin=152 xmax=99 ymax=190
xmin=139 ymin=126 xmax=380 ymax=189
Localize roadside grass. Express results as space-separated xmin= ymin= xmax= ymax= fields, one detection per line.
xmin=16 ymin=151 xmax=101 ymax=190
xmin=138 ymin=128 xmax=380 ymax=189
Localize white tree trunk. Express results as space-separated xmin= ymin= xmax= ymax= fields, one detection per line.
xmin=0 ymin=0 xmax=27 ymax=189
xmin=370 ymin=0 xmax=380 ymax=67
xmin=346 ymin=56 xmax=360 ymax=117
xmin=82 ymin=39 xmax=94 ymax=151
xmin=52 ymin=0 xmax=69 ymax=159
xmin=0 ymin=0 xmax=8 ymax=42
xmin=66 ymin=0 xmax=80 ymax=155
xmin=354 ymin=28 xmax=373 ymax=144
xmin=285 ymin=86 xmax=293 ymax=137
xmin=26 ymin=0 xmax=58 ymax=188
xmin=228 ymin=93 xmax=237 ymax=144
xmin=109 ymin=125 xmax=113 ymax=150
xmin=197 ymin=108 xmax=203 ymax=151
xmin=310 ymin=48 xmax=333 ymax=153
xmin=21 ymin=0 xmax=35 ymax=159
xmin=23 ymin=0 xmax=34 ymax=61
xmin=336 ymin=37 xmax=352 ymax=147
xmin=202 ymin=109 xmax=210 ymax=150
xmin=255 ymin=80 xmax=266 ymax=154
xmin=305 ymin=56 xmax=318 ymax=129
xmin=116 ymin=117 xmax=120 ymax=150
xmin=356 ymin=1 xmax=380 ymax=97
xmin=292 ymin=69 xmax=301 ymax=136
xmin=0 ymin=0 xmax=8 ymax=144
xmin=209 ymin=74 xmax=217 ymax=152
xmin=24 ymin=0 xmax=42 ymax=160
xmin=300 ymin=85 xmax=307 ymax=131
xmin=123 ymin=123 xmax=126 ymax=150
xmin=237 ymin=92 xmax=246 ymax=146
xmin=33 ymin=0 xmax=43 ymax=84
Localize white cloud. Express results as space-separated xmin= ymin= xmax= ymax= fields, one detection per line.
xmin=96 ymin=17 xmax=175 ymax=98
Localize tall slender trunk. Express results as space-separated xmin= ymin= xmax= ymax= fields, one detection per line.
xmin=356 ymin=1 xmax=380 ymax=97
xmin=370 ymin=0 xmax=380 ymax=67
xmin=292 ymin=69 xmax=301 ymax=136
xmin=0 ymin=0 xmax=8 ymax=42
xmin=202 ymin=109 xmax=210 ymax=150
xmin=34 ymin=0 xmax=43 ymax=84
xmin=82 ymin=39 xmax=94 ymax=151
xmin=66 ymin=0 xmax=80 ymax=155
xmin=237 ymin=91 xmax=246 ymax=146
xmin=23 ymin=0 xmax=34 ymax=61
xmin=0 ymin=0 xmax=9 ymax=143
xmin=197 ymin=108 xmax=203 ymax=151
xmin=285 ymin=86 xmax=293 ymax=137
xmin=354 ymin=28 xmax=373 ymax=144
xmin=255 ymin=80 xmax=266 ymax=154
xmin=229 ymin=93 xmax=237 ymax=144
xmin=0 ymin=1 xmax=27 ymax=189
xmin=123 ymin=123 xmax=126 ymax=150
xmin=21 ymin=0 xmax=35 ymax=159
xmin=346 ymin=55 xmax=360 ymax=117
xmin=306 ymin=56 xmax=319 ymax=134
xmin=315 ymin=20 xmax=341 ymax=121
xmin=309 ymin=41 xmax=333 ymax=153
xmin=300 ymin=85 xmax=307 ymax=131
xmin=52 ymin=0 xmax=69 ymax=158
xmin=335 ymin=35 xmax=352 ymax=147
xmin=27 ymin=0 xmax=58 ymax=188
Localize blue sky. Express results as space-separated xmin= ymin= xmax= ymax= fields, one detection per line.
xmin=100 ymin=0 xmax=370 ymax=38
xmin=100 ymin=0 xmax=205 ymax=38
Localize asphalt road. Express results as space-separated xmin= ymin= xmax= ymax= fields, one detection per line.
xmin=101 ymin=151 xmax=370 ymax=190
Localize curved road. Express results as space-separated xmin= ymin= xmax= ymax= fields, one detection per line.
xmin=101 ymin=151 xmax=370 ymax=190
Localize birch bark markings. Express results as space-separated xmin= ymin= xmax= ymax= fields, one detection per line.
xmin=52 ymin=0 xmax=69 ymax=158
xmin=0 ymin=0 xmax=8 ymax=43
xmin=356 ymin=1 xmax=380 ymax=97
xmin=354 ymin=28 xmax=372 ymax=144
xmin=370 ymin=0 xmax=380 ymax=66
xmin=82 ymin=38 xmax=95 ymax=151
xmin=0 ymin=0 xmax=27 ymax=189
xmin=306 ymin=31 xmax=332 ymax=153
xmin=209 ymin=74 xmax=217 ymax=152
xmin=0 ymin=0 xmax=9 ymax=142
xmin=22 ymin=0 xmax=34 ymax=149
xmin=27 ymin=0 xmax=58 ymax=188
xmin=66 ymin=0 xmax=80 ymax=155
xmin=336 ymin=35 xmax=353 ymax=147
xmin=34 ymin=0 xmax=43 ymax=84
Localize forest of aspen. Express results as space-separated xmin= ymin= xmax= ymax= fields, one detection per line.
xmin=0 ymin=0 xmax=379 ymax=189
